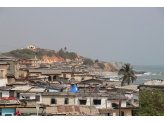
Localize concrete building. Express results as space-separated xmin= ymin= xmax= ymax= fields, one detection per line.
xmin=0 ymin=56 xmax=20 ymax=86
xmin=28 ymin=69 xmax=72 ymax=83
xmin=42 ymin=92 xmax=75 ymax=106
xmin=27 ymin=44 xmax=36 ymax=50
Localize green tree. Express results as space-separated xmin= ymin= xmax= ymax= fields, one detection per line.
xmin=136 ymin=88 xmax=164 ymax=116
xmin=98 ymin=63 xmax=105 ymax=69
xmin=47 ymin=51 xmax=53 ymax=57
xmin=83 ymin=59 xmax=94 ymax=66
xmin=58 ymin=48 xmax=66 ymax=59
xmin=95 ymin=59 xmax=99 ymax=63
xmin=118 ymin=63 xmax=137 ymax=86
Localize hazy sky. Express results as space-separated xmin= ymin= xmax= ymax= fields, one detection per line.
xmin=0 ymin=7 xmax=164 ymax=65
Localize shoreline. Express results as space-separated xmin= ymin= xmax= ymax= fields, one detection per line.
xmin=89 ymin=71 xmax=118 ymax=75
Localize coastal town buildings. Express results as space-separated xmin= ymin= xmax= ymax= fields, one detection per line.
xmin=0 ymin=54 xmax=140 ymax=116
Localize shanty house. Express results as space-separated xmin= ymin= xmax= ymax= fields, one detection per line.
xmin=42 ymin=92 xmax=75 ymax=106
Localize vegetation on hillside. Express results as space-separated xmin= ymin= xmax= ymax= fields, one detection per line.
xmin=135 ymin=88 xmax=164 ymax=116
xmin=98 ymin=63 xmax=105 ymax=69
xmin=95 ymin=59 xmax=99 ymax=63
xmin=1 ymin=48 xmax=78 ymax=60
xmin=58 ymin=48 xmax=77 ymax=60
xmin=83 ymin=59 xmax=94 ymax=66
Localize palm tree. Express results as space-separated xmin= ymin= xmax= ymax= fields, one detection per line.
xmin=118 ymin=63 xmax=137 ymax=86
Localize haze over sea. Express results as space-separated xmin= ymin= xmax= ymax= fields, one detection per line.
xmin=104 ymin=65 xmax=164 ymax=85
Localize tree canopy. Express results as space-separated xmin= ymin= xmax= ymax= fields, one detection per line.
xmin=95 ymin=59 xmax=99 ymax=63
xmin=136 ymin=88 xmax=164 ymax=116
xmin=98 ymin=63 xmax=105 ymax=69
xmin=1 ymin=48 xmax=77 ymax=60
xmin=83 ymin=59 xmax=94 ymax=66
xmin=118 ymin=63 xmax=137 ymax=86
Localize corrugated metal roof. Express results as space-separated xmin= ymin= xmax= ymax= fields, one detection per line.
xmin=29 ymin=88 xmax=45 ymax=93
xmin=20 ymin=93 xmax=36 ymax=95
xmin=114 ymin=84 xmax=139 ymax=91
xmin=29 ymin=69 xmax=72 ymax=75
xmin=11 ymin=86 xmax=32 ymax=91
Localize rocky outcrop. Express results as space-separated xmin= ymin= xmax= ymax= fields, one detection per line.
xmin=103 ymin=63 xmax=120 ymax=72
xmin=42 ymin=55 xmax=83 ymax=63
xmin=93 ymin=63 xmax=119 ymax=72
xmin=75 ymin=55 xmax=84 ymax=61
xmin=42 ymin=55 xmax=65 ymax=63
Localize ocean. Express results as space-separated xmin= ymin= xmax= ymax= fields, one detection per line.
xmin=103 ymin=65 xmax=164 ymax=85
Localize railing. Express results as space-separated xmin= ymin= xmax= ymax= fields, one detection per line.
xmin=0 ymin=97 xmax=16 ymax=99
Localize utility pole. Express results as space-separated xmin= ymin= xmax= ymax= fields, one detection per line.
xmin=119 ymin=89 xmax=121 ymax=116
xmin=89 ymin=86 xmax=92 ymax=115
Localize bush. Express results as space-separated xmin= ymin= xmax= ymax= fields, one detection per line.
xmin=98 ymin=63 xmax=105 ymax=69
xmin=83 ymin=59 xmax=94 ymax=66
xmin=135 ymin=88 xmax=164 ymax=116
xmin=95 ymin=59 xmax=99 ymax=63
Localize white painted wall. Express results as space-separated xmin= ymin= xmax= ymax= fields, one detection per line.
xmin=0 ymin=79 xmax=7 ymax=86
xmin=49 ymin=89 xmax=59 ymax=92
xmin=19 ymin=93 xmax=42 ymax=103
xmin=75 ymin=97 xmax=126 ymax=109
xmin=75 ymin=97 xmax=110 ymax=109
xmin=20 ymin=94 xmax=35 ymax=99
xmin=132 ymin=94 xmax=139 ymax=103
xmin=0 ymin=91 xmax=9 ymax=97
xmin=121 ymin=101 xmax=126 ymax=107
xmin=36 ymin=93 xmax=42 ymax=103
xmin=99 ymin=90 xmax=106 ymax=93
xmin=14 ymin=91 xmax=17 ymax=97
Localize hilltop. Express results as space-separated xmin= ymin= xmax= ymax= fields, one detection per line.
xmin=1 ymin=48 xmax=83 ymax=61
xmin=1 ymin=47 xmax=119 ymax=72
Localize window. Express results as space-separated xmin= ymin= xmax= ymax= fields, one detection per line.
xmin=121 ymin=111 xmax=124 ymax=116
xmin=64 ymin=98 xmax=69 ymax=104
xmin=0 ymin=92 xmax=2 ymax=98
xmin=36 ymin=95 xmax=40 ymax=102
xmin=63 ymin=74 xmax=66 ymax=78
xmin=17 ymin=93 xmax=20 ymax=98
xmin=108 ymin=113 xmax=113 ymax=116
xmin=112 ymin=103 xmax=118 ymax=108
xmin=53 ymin=75 xmax=56 ymax=80
xmin=79 ymin=100 xmax=86 ymax=105
xmin=0 ymin=70 xmax=3 ymax=78
xmin=134 ymin=99 xmax=139 ymax=103
xmin=51 ymin=98 xmax=56 ymax=104
xmin=93 ymin=100 xmax=101 ymax=105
